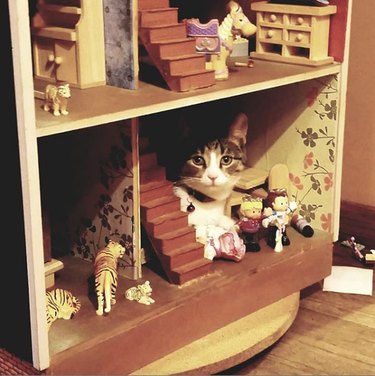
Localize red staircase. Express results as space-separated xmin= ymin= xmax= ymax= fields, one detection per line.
xmin=140 ymin=152 xmax=212 ymax=285
xmin=138 ymin=0 xmax=216 ymax=92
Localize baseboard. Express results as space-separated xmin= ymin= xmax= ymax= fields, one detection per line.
xmin=339 ymin=200 xmax=375 ymax=249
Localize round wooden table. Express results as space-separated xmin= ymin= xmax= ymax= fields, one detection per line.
xmin=132 ymin=292 xmax=300 ymax=375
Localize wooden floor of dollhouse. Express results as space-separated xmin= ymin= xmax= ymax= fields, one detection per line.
xmin=46 ymin=227 xmax=332 ymax=375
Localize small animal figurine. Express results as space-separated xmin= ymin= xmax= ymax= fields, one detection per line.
xmin=45 ymin=288 xmax=81 ymax=330
xmin=43 ymin=83 xmax=71 ymax=116
xmin=187 ymin=1 xmax=257 ymax=80
xmin=125 ymin=280 xmax=155 ymax=305
xmin=94 ymin=240 xmax=125 ymax=315
xmin=262 ymin=189 xmax=297 ymax=252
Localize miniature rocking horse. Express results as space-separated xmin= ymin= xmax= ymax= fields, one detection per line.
xmin=186 ymin=1 xmax=257 ymax=80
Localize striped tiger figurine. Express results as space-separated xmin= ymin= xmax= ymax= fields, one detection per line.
xmin=94 ymin=240 xmax=125 ymax=316
xmin=46 ymin=288 xmax=81 ymax=330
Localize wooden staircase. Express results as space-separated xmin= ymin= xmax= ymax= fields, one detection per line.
xmin=140 ymin=152 xmax=212 ymax=285
xmin=138 ymin=0 xmax=216 ymax=92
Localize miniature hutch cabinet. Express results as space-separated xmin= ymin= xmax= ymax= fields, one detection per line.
xmin=251 ymin=1 xmax=337 ymax=66
xmin=31 ymin=0 xmax=106 ymax=88
xmin=8 ymin=0 xmax=352 ymax=374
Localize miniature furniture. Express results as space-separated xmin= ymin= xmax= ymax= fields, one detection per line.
xmin=31 ymin=0 xmax=106 ymax=88
xmin=250 ymin=1 xmax=337 ymax=66
xmin=140 ymin=152 xmax=211 ymax=285
xmin=8 ymin=0 xmax=352 ymax=373
xmin=138 ymin=0 xmax=216 ymax=92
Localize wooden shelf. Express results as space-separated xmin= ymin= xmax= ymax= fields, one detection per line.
xmin=32 ymin=26 xmax=77 ymax=41
xmin=46 ymin=228 xmax=332 ymax=375
xmin=34 ymin=60 xmax=341 ymax=138
xmin=37 ymin=4 xmax=82 ymax=14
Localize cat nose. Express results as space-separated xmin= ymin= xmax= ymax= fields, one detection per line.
xmin=208 ymin=174 xmax=218 ymax=182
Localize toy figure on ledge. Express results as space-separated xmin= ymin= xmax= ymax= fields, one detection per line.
xmin=236 ymin=196 xmax=272 ymax=252
xmin=262 ymin=189 xmax=298 ymax=252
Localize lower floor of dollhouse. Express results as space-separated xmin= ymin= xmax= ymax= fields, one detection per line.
xmin=46 ymin=228 xmax=332 ymax=375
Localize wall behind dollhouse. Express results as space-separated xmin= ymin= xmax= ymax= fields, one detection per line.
xmin=340 ymin=0 xmax=375 ymax=246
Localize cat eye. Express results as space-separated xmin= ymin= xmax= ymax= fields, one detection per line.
xmin=191 ymin=155 xmax=205 ymax=166
xmin=221 ymin=156 xmax=233 ymax=165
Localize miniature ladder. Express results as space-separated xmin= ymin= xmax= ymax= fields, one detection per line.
xmin=138 ymin=0 xmax=216 ymax=92
xmin=140 ymin=152 xmax=212 ymax=285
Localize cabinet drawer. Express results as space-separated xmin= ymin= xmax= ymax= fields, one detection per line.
xmin=287 ymin=30 xmax=310 ymax=44
xmin=260 ymin=26 xmax=283 ymax=41
xmin=289 ymin=14 xmax=312 ymax=27
xmin=263 ymin=12 xmax=283 ymax=25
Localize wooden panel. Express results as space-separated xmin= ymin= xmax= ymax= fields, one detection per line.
xmin=339 ymin=200 xmax=375 ymax=248
xmin=103 ymin=0 xmax=138 ymax=90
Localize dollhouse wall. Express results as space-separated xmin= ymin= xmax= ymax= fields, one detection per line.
xmin=241 ymin=77 xmax=338 ymax=233
xmin=39 ymin=121 xmax=140 ymax=280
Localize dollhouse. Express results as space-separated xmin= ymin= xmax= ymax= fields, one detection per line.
xmin=8 ymin=0 xmax=352 ymax=374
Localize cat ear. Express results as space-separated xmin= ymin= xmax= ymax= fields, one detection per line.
xmin=228 ymin=113 xmax=248 ymax=147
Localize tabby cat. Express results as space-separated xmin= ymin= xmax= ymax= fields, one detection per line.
xmin=173 ymin=112 xmax=248 ymax=243
xmin=94 ymin=240 xmax=125 ymax=316
xmin=46 ymin=288 xmax=81 ymax=330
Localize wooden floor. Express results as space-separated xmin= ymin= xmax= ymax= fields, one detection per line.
xmin=222 ymin=243 xmax=375 ymax=375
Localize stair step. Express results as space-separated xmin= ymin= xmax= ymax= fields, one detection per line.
xmin=168 ymin=69 xmax=216 ymax=92
xmin=161 ymin=242 xmax=205 ymax=269
xmin=139 ymin=0 xmax=170 ymax=11
xmin=140 ymin=152 xmax=158 ymax=171
xmin=140 ymin=165 xmax=166 ymax=185
xmin=143 ymin=210 xmax=188 ymax=237
xmin=140 ymin=194 xmax=180 ymax=221
xmin=139 ymin=8 xmax=178 ymax=28
xmin=162 ymin=54 xmax=207 ymax=76
xmin=140 ymin=180 xmax=174 ymax=204
xmin=155 ymin=38 xmax=197 ymax=59
xmin=141 ymin=23 xmax=187 ymax=43
xmin=170 ymin=258 xmax=212 ymax=285
xmin=153 ymin=226 xmax=196 ymax=252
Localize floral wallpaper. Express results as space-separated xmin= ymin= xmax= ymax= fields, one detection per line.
xmin=245 ymin=74 xmax=339 ymax=233
xmin=70 ymin=122 xmax=139 ymax=280
xmin=288 ymin=76 xmax=338 ymax=233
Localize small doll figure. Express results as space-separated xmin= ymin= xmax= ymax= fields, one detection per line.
xmin=262 ymin=189 xmax=297 ymax=252
xmin=236 ymin=196 xmax=270 ymax=252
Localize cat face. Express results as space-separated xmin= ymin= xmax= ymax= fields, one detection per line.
xmin=179 ymin=113 xmax=248 ymax=200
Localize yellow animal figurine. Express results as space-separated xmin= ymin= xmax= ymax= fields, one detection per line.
xmin=45 ymin=288 xmax=81 ymax=330
xmin=207 ymin=1 xmax=257 ymax=80
xmin=43 ymin=83 xmax=71 ymax=116
xmin=94 ymin=240 xmax=125 ymax=316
